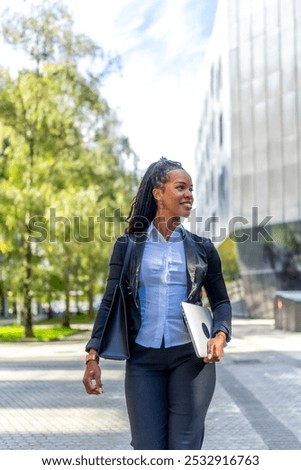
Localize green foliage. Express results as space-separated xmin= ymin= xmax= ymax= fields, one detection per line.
xmin=0 ymin=1 xmax=138 ymax=337
xmin=217 ymin=237 xmax=240 ymax=281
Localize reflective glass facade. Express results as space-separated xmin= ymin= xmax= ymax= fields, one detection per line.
xmin=195 ymin=0 xmax=301 ymax=318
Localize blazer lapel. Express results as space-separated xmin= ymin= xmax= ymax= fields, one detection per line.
xmin=183 ymin=230 xmax=198 ymax=300
xmin=183 ymin=230 xmax=208 ymax=303
xmin=129 ymin=232 xmax=148 ymax=304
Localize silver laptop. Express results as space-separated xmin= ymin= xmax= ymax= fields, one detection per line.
xmin=181 ymin=301 xmax=213 ymax=358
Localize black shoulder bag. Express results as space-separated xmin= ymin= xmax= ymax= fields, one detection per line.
xmin=98 ymin=237 xmax=133 ymax=360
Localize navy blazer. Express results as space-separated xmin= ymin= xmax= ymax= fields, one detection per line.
xmin=86 ymin=229 xmax=232 ymax=353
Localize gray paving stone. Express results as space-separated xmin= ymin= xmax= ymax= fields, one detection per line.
xmin=0 ymin=320 xmax=300 ymax=450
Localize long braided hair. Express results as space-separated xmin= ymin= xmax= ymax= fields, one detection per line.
xmin=125 ymin=156 xmax=184 ymax=234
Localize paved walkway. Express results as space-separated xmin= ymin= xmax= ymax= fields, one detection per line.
xmin=0 ymin=319 xmax=300 ymax=450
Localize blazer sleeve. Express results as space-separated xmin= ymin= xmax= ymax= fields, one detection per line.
xmin=203 ymin=240 xmax=232 ymax=342
xmin=85 ymin=235 xmax=128 ymax=352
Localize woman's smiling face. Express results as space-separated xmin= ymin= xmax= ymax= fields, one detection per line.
xmin=152 ymin=169 xmax=194 ymax=220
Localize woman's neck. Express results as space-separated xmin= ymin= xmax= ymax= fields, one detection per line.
xmin=153 ymin=215 xmax=181 ymax=240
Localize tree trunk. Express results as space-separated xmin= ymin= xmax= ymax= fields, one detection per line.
xmin=62 ymin=263 xmax=70 ymax=328
xmin=47 ymin=293 xmax=54 ymax=319
xmin=0 ymin=285 xmax=8 ymax=317
xmin=24 ymin=242 xmax=34 ymax=337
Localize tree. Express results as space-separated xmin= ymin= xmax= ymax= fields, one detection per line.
xmin=0 ymin=1 xmax=137 ymax=335
xmin=217 ymin=237 xmax=240 ymax=282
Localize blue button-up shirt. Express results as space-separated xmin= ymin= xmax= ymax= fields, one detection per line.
xmin=135 ymin=222 xmax=192 ymax=348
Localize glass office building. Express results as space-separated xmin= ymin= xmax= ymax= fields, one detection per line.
xmin=195 ymin=0 xmax=301 ymax=317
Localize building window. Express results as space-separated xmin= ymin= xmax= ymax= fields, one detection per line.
xmin=206 ymin=136 xmax=210 ymax=160
xmin=218 ymin=166 xmax=226 ymax=205
xmin=206 ymin=180 xmax=210 ymax=204
xmin=210 ymin=65 xmax=214 ymax=96
xmin=218 ymin=58 xmax=222 ymax=90
xmin=204 ymin=97 xmax=208 ymax=117
xmin=216 ymin=59 xmax=222 ymax=100
xmin=211 ymin=170 xmax=215 ymax=193
xmin=219 ymin=113 xmax=223 ymax=147
xmin=211 ymin=114 xmax=215 ymax=142
xmin=212 ymin=211 xmax=217 ymax=238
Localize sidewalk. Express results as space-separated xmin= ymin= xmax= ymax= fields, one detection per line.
xmin=204 ymin=319 xmax=301 ymax=450
xmin=0 ymin=319 xmax=300 ymax=450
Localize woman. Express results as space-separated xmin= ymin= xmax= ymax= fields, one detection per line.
xmin=83 ymin=157 xmax=232 ymax=450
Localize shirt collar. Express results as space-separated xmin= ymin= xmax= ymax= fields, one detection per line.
xmin=147 ymin=221 xmax=185 ymax=242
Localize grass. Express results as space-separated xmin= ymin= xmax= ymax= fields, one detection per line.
xmin=0 ymin=312 xmax=94 ymax=342
xmin=37 ymin=313 xmax=95 ymax=325
xmin=0 ymin=324 xmax=85 ymax=342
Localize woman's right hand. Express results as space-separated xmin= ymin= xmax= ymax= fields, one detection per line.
xmin=83 ymin=358 xmax=103 ymax=395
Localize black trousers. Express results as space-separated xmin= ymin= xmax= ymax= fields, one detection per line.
xmin=125 ymin=342 xmax=216 ymax=450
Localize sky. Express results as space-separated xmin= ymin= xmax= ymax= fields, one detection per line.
xmin=0 ymin=0 xmax=218 ymax=176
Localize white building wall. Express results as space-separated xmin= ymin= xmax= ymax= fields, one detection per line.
xmin=194 ymin=0 xmax=301 ymax=318
xmin=194 ymin=0 xmax=231 ymax=242
xmin=195 ymin=0 xmax=301 ymax=235
xmin=230 ymin=0 xmax=301 ymax=226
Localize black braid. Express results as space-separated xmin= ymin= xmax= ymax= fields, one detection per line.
xmin=125 ymin=156 xmax=184 ymax=234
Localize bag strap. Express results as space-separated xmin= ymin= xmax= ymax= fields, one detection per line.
xmin=119 ymin=235 xmax=134 ymax=285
